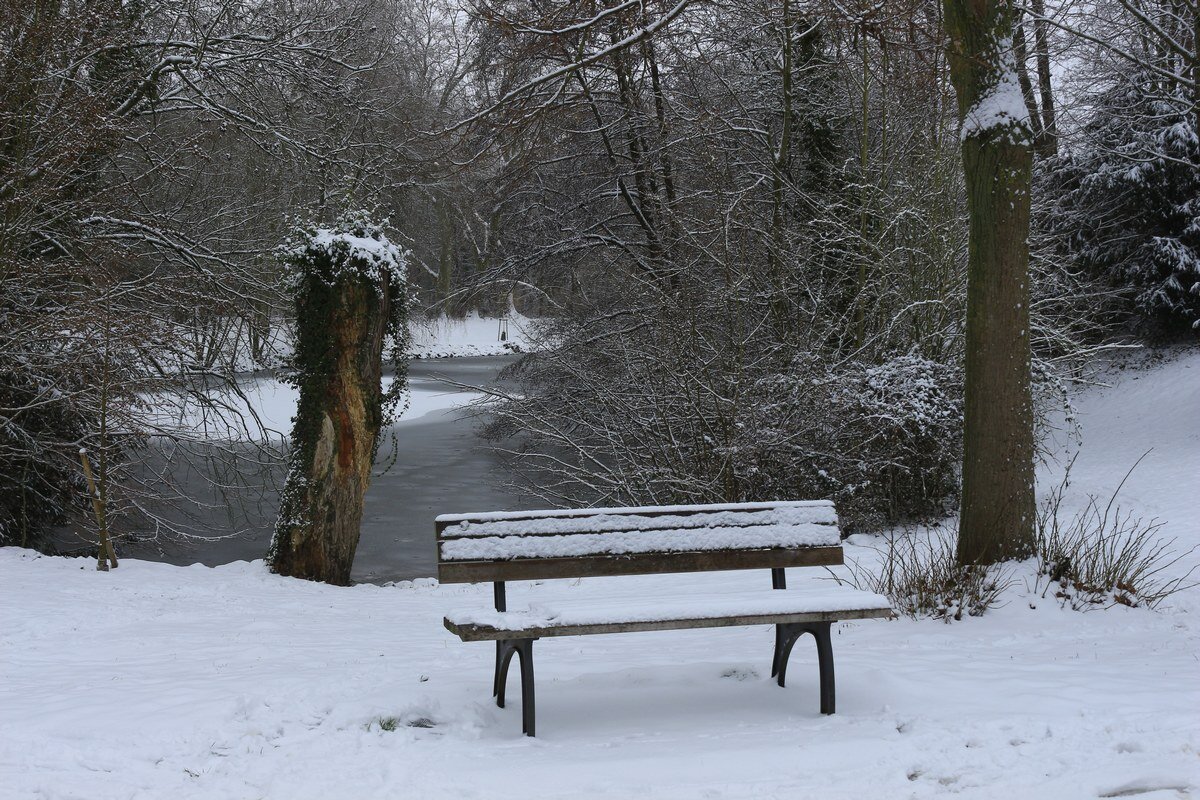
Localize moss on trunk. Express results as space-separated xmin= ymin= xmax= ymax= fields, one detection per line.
xmin=268 ymin=213 xmax=406 ymax=585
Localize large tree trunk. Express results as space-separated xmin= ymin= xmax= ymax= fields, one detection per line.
xmin=943 ymin=0 xmax=1037 ymax=564
xmin=268 ymin=219 xmax=401 ymax=585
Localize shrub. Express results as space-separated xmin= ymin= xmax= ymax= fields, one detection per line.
xmin=741 ymin=354 xmax=962 ymax=531
xmin=1041 ymin=78 xmax=1200 ymax=333
xmin=834 ymin=526 xmax=1011 ymax=622
xmin=1033 ymin=456 xmax=1197 ymax=609
xmin=0 ymin=370 xmax=91 ymax=549
xmin=485 ymin=315 xmax=964 ymax=533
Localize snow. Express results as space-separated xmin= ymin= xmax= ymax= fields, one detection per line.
xmin=157 ymin=376 xmax=481 ymax=440
xmin=287 ymin=214 xmax=407 ymax=291
xmin=2 ymin=349 xmax=1199 ymax=799
xmin=447 ymin=586 xmax=891 ymax=632
xmin=158 ymin=311 xmax=532 ymax=439
xmin=1041 ymin=348 xmax=1200 ymax=551
xmin=439 ymin=523 xmax=839 ymax=561
xmin=309 ymin=230 xmax=404 ymax=274
xmin=436 ymin=499 xmax=835 ymax=526
xmin=408 ymin=311 xmax=535 ymax=359
xmin=153 ymin=310 xmax=530 ymax=439
xmin=960 ymin=38 xmax=1032 ymax=143
xmin=175 ymin=311 xmax=533 ymax=374
xmin=436 ymin=503 xmax=840 ymax=561
xmin=438 ymin=503 xmax=841 ymax=560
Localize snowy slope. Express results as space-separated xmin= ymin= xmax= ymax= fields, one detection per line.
xmin=2 ymin=350 xmax=1198 ymax=800
xmin=1043 ymin=349 xmax=1199 ymax=568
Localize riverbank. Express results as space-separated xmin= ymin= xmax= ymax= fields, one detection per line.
xmin=408 ymin=311 xmax=534 ymax=359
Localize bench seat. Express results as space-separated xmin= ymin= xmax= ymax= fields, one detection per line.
xmin=445 ymin=586 xmax=892 ymax=641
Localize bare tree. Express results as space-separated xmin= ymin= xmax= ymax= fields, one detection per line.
xmin=0 ymin=0 xmax=436 ymax=553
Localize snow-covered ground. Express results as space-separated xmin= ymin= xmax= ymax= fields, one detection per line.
xmin=191 ymin=312 xmax=534 ymax=373
xmin=2 ymin=350 xmax=1198 ymax=799
xmin=407 ymin=311 xmax=534 ymax=359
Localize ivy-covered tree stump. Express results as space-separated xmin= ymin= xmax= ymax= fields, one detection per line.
xmin=268 ymin=211 xmax=407 ymax=585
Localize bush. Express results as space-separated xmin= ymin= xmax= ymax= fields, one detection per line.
xmin=741 ymin=354 xmax=962 ymax=531
xmin=834 ymin=526 xmax=1011 ymax=622
xmin=0 ymin=369 xmax=91 ymax=549
xmin=485 ymin=312 xmax=963 ymax=530
xmin=1033 ymin=457 xmax=1197 ymax=609
xmin=1041 ymin=78 xmax=1200 ymax=333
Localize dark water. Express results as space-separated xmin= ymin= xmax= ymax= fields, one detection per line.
xmin=118 ymin=356 xmax=528 ymax=582
xmin=355 ymin=356 xmax=530 ymax=582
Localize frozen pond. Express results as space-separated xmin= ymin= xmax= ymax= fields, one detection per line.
xmin=120 ymin=355 xmax=529 ymax=582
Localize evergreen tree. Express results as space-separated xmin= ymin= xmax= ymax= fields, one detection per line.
xmin=1043 ymin=77 xmax=1200 ymax=332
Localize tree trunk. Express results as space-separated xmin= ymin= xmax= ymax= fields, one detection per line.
xmin=1012 ymin=19 xmax=1044 ymax=141
xmin=437 ymin=195 xmax=454 ymax=302
xmin=1029 ymin=0 xmax=1058 ymax=156
xmin=943 ymin=0 xmax=1037 ymax=564
xmin=269 ymin=256 xmax=393 ymax=585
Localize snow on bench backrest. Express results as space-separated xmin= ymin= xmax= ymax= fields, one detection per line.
xmin=436 ymin=500 xmax=840 ymax=562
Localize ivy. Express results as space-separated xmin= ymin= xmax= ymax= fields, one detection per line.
xmin=268 ymin=210 xmax=409 ymax=566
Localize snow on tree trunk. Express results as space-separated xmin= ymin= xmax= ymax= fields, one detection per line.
xmin=943 ymin=2 xmax=1037 ymax=564
xmin=267 ymin=212 xmax=408 ymax=585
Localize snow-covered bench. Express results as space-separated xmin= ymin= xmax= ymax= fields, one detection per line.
xmin=437 ymin=500 xmax=892 ymax=736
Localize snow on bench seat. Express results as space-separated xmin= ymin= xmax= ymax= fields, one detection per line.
xmin=437 ymin=501 xmax=840 ymax=562
xmin=444 ymin=586 xmax=893 ymax=641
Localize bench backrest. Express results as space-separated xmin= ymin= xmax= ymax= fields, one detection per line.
xmin=435 ymin=500 xmax=844 ymax=584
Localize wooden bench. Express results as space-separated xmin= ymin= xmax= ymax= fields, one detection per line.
xmin=437 ymin=500 xmax=892 ymax=736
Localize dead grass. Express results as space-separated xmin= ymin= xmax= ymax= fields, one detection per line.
xmin=1033 ymin=453 xmax=1197 ymax=609
xmin=833 ymin=525 xmax=1012 ymax=622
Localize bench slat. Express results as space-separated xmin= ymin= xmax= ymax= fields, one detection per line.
xmin=435 ymin=499 xmax=834 ymax=529
xmin=437 ymin=504 xmax=837 ymax=540
xmin=444 ymin=606 xmax=892 ymax=642
xmin=437 ymin=545 xmax=844 ymax=584
xmin=439 ymin=522 xmax=839 ymax=562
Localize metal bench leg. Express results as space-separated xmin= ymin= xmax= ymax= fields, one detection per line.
xmin=771 ymin=626 xmax=784 ymax=678
xmin=493 ymin=640 xmax=505 ymax=699
xmin=770 ymin=568 xmax=787 ymax=678
xmin=811 ymin=622 xmax=836 ymax=715
xmin=774 ymin=624 xmax=804 ymax=688
xmin=494 ymin=638 xmax=537 ymax=736
xmin=516 ymin=639 xmax=536 ymax=736
xmin=492 ymin=581 xmax=507 ymax=700
xmin=495 ymin=640 xmax=517 ymax=708
xmin=774 ymin=622 xmax=836 ymax=715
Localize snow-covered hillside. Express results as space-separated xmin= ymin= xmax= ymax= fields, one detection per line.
xmin=2 ymin=350 xmax=1197 ymax=799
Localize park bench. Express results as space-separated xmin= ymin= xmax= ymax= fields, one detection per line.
xmin=437 ymin=500 xmax=893 ymax=736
